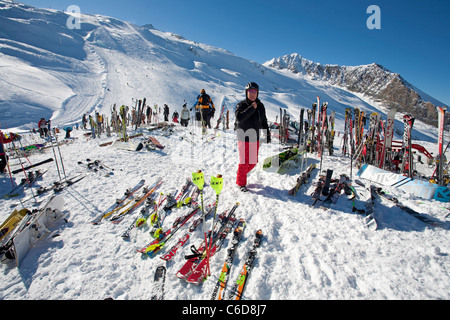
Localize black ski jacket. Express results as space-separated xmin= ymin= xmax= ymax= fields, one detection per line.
xmin=235 ymin=98 xmax=270 ymax=143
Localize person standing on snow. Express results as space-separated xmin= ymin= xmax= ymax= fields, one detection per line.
xmin=38 ymin=118 xmax=48 ymax=138
xmin=163 ymin=104 xmax=169 ymax=122
xmin=180 ymin=102 xmax=190 ymax=127
xmin=197 ymin=89 xmax=215 ymax=129
xmin=235 ymin=82 xmax=270 ymax=192
xmin=0 ymin=129 xmax=13 ymax=173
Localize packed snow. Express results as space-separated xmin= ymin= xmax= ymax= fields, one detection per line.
xmin=0 ymin=1 xmax=449 ymax=300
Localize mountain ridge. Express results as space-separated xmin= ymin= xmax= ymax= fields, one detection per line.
xmin=264 ymin=53 xmax=446 ymax=127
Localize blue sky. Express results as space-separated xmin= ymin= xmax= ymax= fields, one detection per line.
xmin=22 ymin=0 xmax=450 ymax=106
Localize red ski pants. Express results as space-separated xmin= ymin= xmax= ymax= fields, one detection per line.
xmin=236 ymin=141 xmax=260 ymax=187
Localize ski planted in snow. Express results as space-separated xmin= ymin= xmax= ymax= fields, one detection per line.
xmin=321 ymin=169 xmax=333 ymax=196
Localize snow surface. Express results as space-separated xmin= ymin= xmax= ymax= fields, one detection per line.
xmin=0 ymin=1 xmax=449 ymax=300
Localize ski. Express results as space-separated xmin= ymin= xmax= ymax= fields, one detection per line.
xmin=373 ymin=187 xmax=446 ymax=229
xmin=33 ymin=173 xmax=86 ymax=197
xmin=401 ymin=114 xmax=415 ymax=178
xmin=215 ymin=104 xmax=226 ymax=130
xmin=120 ymin=193 xmax=159 ymax=239
xmin=321 ymin=169 xmax=333 ymax=196
xmin=436 ymin=106 xmax=446 ymax=186
xmin=146 ymin=136 xmax=165 ymax=150
xmin=164 ymin=178 xmax=192 ymax=211
xmin=311 ymin=173 xmax=326 ymax=205
xmin=211 ymin=218 xmax=246 ymax=300
xmin=352 ymin=180 xmax=378 ymax=229
xmin=109 ymin=179 xmax=163 ymax=223
xmin=91 ymin=179 xmax=146 ymax=224
xmin=160 ymin=203 xmax=215 ymax=262
xmin=137 ymin=206 xmax=201 ymax=255
xmin=288 ymin=164 xmax=317 ymax=196
xmin=228 ymin=229 xmax=263 ymax=300
xmin=176 ymin=203 xmax=239 ymax=282
xmin=4 ymin=170 xmax=47 ymax=198
xmin=184 ymin=209 xmax=237 ymax=285
xmin=363 ymin=185 xmax=378 ymax=230
xmin=151 ymin=266 xmax=166 ymax=300
xmin=11 ymin=158 xmax=54 ymax=175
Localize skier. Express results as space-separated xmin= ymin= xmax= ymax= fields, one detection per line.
xmin=180 ymin=103 xmax=190 ymax=127
xmin=163 ymin=104 xmax=169 ymax=122
xmin=38 ymin=118 xmax=48 ymax=138
xmin=0 ymin=129 xmax=13 ymax=173
xmin=63 ymin=126 xmax=72 ymax=139
xmin=197 ymin=89 xmax=215 ymax=129
xmin=81 ymin=114 xmax=87 ymax=129
xmin=172 ymin=110 xmax=179 ymax=123
xmin=235 ymin=82 xmax=270 ymax=192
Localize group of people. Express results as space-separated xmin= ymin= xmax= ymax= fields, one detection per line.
xmin=162 ymin=89 xmax=216 ymax=129
xmin=160 ymin=84 xmax=272 ymax=192
xmin=1 ymin=83 xmax=270 ymax=193
xmin=171 ymin=84 xmax=271 ymax=192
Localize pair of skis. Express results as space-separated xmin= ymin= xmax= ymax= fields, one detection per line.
xmin=176 ymin=203 xmax=238 ymax=284
xmin=209 ymin=219 xmax=246 ymax=300
xmin=91 ymin=179 xmax=161 ymax=225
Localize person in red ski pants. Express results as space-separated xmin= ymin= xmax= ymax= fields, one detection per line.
xmin=235 ymin=82 xmax=270 ymax=192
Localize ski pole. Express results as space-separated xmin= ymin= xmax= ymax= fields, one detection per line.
xmin=192 ymin=170 xmax=206 ymax=266
xmin=207 ymin=174 xmax=223 ymax=276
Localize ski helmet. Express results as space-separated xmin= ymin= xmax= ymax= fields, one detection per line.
xmin=245 ymin=82 xmax=259 ymax=99
xmin=246 ymin=82 xmax=259 ymax=91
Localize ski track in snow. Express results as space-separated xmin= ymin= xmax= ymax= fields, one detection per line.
xmin=1 ymin=125 xmax=449 ymax=300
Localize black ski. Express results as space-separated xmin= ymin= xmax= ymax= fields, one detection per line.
xmin=11 ymin=158 xmax=54 ymax=174
xmin=151 ymin=266 xmax=166 ymax=300
xmin=321 ymin=169 xmax=333 ymax=196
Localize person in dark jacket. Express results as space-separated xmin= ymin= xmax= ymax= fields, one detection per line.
xmin=197 ymin=89 xmax=215 ymax=129
xmin=235 ymin=82 xmax=270 ymax=192
xmin=163 ymin=104 xmax=169 ymax=122
xmin=0 ymin=130 xmax=13 ymax=173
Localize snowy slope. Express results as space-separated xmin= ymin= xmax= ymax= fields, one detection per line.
xmin=1 ymin=123 xmax=449 ymax=300
xmin=0 ymin=1 xmax=449 ymax=301
xmin=0 ymin=0 xmax=440 ymax=145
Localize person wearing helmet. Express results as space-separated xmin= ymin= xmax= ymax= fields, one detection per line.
xmin=197 ymin=89 xmax=215 ymax=130
xmin=0 ymin=129 xmax=13 ymax=173
xmin=235 ymin=82 xmax=270 ymax=192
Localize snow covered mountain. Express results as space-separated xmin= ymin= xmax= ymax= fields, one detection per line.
xmin=0 ymin=0 xmax=442 ymax=141
xmin=264 ymin=53 xmax=446 ymax=127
